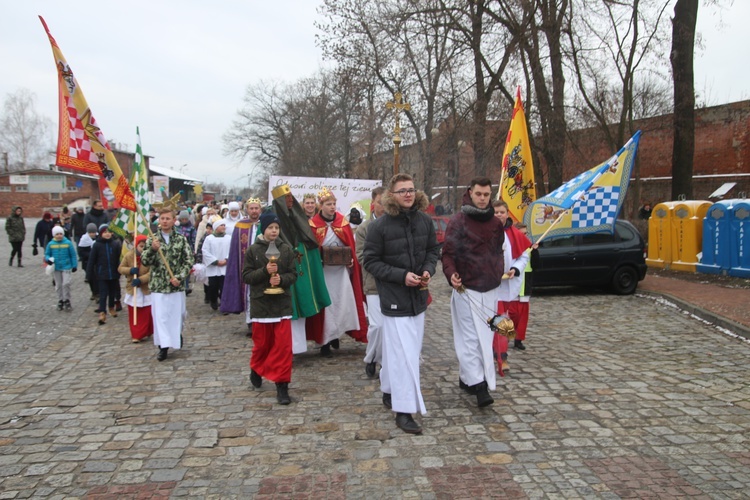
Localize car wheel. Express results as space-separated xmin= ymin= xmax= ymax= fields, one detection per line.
xmin=611 ymin=266 xmax=638 ymax=295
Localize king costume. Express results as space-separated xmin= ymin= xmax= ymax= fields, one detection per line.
xmin=308 ymin=189 xmax=368 ymax=349
xmin=220 ymin=211 xmax=260 ymax=319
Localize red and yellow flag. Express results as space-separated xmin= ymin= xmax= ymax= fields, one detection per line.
xmin=39 ymin=16 xmax=135 ymax=211
xmin=499 ymin=87 xmax=536 ymax=223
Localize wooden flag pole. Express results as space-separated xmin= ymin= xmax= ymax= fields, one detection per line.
xmin=137 ymin=210 xmax=176 ymax=280
xmin=496 ymin=164 xmax=506 ymax=201
xmin=132 ymin=210 xmax=138 ymax=326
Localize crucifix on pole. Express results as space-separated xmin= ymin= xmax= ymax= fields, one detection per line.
xmin=385 ymin=92 xmax=410 ymax=176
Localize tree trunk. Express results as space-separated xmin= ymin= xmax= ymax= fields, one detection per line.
xmin=670 ymin=0 xmax=698 ymax=200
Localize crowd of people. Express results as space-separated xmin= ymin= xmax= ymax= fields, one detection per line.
xmin=4 ymin=174 xmax=537 ymax=434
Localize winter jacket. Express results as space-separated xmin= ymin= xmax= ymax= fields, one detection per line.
xmin=363 ymin=191 xmax=440 ymax=317
xmin=87 ymin=236 xmax=122 ymax=281
xmin=34 ymin=219 xmax=55 ymax=248
xmin=44 ymin=237 xmax=78 ymax=271
xmin=441 ymin=191 xmax=506 ymax=292
xmin=5 ymin=206 xmax=26 ymax=243
xmin=141 ymin=230 xmax=194 ymax=293
xmin=175 ymin=222 xmax=197 ymax=251
xmin=118 ymin=250 xmax=151 ymax=296
xmin=355 ymin=217 xmax=378 ymax=295
xmin=242 ymin=236 xmax=297 ymax=319
xmin=70 ymin=211 xmax=86 ymax=242
xmin=83 ymin=208 xmax=109 ymax=231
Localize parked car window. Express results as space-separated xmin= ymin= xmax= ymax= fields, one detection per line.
xmin=542 ymin=235 xmax=575 ymax=248
xmin=581 ymin=232 xmax=616 ymax=245
xmin=615 ymin=223 xmax=635 ymax=241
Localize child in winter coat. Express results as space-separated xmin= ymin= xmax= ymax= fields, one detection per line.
xmin=242 ymin=212 xmax=297 ymax=405
xmin=87 ymin=224 xmax=122 ymax=324
xmin=44 ymin=226 xmax=78 ymax=311
xmin=118 ymin=235 xmax=153 ymax=342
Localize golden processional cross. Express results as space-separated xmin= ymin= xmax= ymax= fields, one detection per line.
xmin=385 ymin=92 xmax=411 ymax=175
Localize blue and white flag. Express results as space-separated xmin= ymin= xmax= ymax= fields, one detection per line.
xmin=524 ymin=131 xmax=641 ymax=242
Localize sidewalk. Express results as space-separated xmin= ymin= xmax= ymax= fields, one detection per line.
xmin=638 ymin=273 xmax=750 ymax=339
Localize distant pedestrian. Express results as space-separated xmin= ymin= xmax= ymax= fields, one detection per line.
xmin=33 ymin=212 xmax=55 ymax=255
xmin=78 ymin=223 xmax=99 ymax=301
xmin=83 ymin=200 xmax=109 ymax=230
xmin=202 ymin=218 xmax=231 ymax=310
xmin=243 ymin=212 xmax=298 ymax=405
xmin=5 ymin=206 xmax=26 ymax=267
xmin=44 ymin=226 xmax=78 ymax=311
xmin=70 ymin=206 xmax=86 ymax=243
xmin=87 ymin=224 xmax=122 ymax=325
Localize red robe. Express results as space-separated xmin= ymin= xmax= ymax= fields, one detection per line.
xmin=307 ymin=212 xmax=368 ymax=343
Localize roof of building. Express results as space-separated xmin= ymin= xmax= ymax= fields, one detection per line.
xmin=149 ymin=164 xmax=202 ymax=183
xmin=0 ymin=168 xmax=98 ymax=180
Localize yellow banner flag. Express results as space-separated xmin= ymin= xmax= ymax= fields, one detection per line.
xmin=499 ymin=87 xmax=536 ymax=223
xmin=39 ymin=16 xmax=136 ymax=211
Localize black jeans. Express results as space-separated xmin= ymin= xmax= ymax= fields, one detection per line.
xmin=207 ymin=275 xmax=225 ymax=304
xmin=98 ymin=279 xmax=120 ymax=311
xmin=10 ymin=242 xmax=22 ymax=260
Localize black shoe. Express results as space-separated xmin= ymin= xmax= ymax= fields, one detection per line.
xmin=114 ymin=300 xmax=122 ymax=312
xmin=8 ymin=257 xmax=12 ymax=266
xmin=475 ymin=382 xmax=494 ymax=407
xmin=17 ymin=260 xmax=23 ymax=268
xmin=210 ymin=300 xmax=218 ymax=311
xmin=57 ymin=301 xmax=64 ymax=311
xmin=157 ymin=348 xmax=169 ymax=361
xmin=330 ymin=338 xmax=340 ymax=350
xmin=246 ymin=324 xmax=253 ymax=338
xmin=204 ymin=296 xmax=209 ymax=304
xmin=382 ymin=393 xmax=392 ymax=409
xmin=64 ymin=300 xmax=72 ymax=311
xmin=250 ymin=370 xmax=262 ymax=388
xmin=395 ymin=413 xmax=422 ymax=434
xmin=365 ymin=361 xmax=377 ymax=378
xmin=180 ymin=335 xmax=184 ymax=348
xmin=459 ymin=378 xmax=478 ymax=395
xmin=185 ymin=289 xmax=193 ymax=296
xmin=276 ymin=383 xmax=291 ymax=405
xmin=514 ymin=340 xmax=526 ymax=351
xmin=320 ymin=344 xmax=332 ymax=358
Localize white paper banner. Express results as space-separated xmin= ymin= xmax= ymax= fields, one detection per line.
xmin=268 ymin=176 xmax=382 ymax=218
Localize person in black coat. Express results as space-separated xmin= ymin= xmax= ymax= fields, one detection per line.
xmin=70 ymin=207 xmax=86 ymax=244
xmin=87 ymin=224 xmax=122 ymax=324
xmin=33 ymin=212 xmax=55 ymax=255
xmin=83 ymin=200 xmax=109 ymax=231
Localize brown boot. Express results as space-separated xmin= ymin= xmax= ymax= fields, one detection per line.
xmin=109 ymin=307 xmax=118 ymax=317
xmin=98 ymin=312 xmax=107 ymax=325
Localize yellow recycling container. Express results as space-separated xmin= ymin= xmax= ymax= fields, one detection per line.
xmin=670 ymin=200 xmax=712 ymax=272
xmin=646 ymin=202 xmax=675 ymax=269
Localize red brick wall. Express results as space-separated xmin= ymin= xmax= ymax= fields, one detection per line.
xmin=0 ymin=172 xmax=100 ymax=218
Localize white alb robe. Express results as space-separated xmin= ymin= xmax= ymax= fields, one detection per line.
xmin=151 ymin=292 xmax=187 ymax=349
xmin=451 ymin=286 xmax=499 ymax=391
xmin=381 ymin=313 xmax=427 ymax=415
xmin=497 ymin=238 xmax=530 ymax=302
xmin=363 ymin=294 xmax=383 ymax=364
xmin=291 ymin=318 xmax=308 ymax=354
xmin=319 ymin=226 xmax=359 ymax=345
xmin=202 ymin=234 xmax=232 ymax=278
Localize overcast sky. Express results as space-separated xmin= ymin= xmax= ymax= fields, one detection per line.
xmin=1 ymin=1 xmax=748 ymax=187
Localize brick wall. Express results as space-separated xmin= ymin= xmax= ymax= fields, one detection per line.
xmin=0 ymin=171 xmax=100 ymax=218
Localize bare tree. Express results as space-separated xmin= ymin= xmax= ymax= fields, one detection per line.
xmin=671 ymin=0 xmax=698 ymax=200
xmin=0 ymin=89 xmax=52 ymax=171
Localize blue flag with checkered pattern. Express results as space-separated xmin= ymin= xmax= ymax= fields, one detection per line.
xmin=109 ymin=127 xmax=151 ymax=238
xmin=523 ymin=131 xmax=641 ymax=242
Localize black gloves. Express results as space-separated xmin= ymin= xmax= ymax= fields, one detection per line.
xmin=132 ymin=277 xmax=142 ymax=287
xmin=131 ymin=267 xmax=139 ymax=275
xmin=72 ymin=267 xmax=77 ymax=273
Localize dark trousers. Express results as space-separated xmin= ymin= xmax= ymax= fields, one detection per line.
xmin=10 ymin=242 xmax=22 ymax=260
xmin=98 ymin=279 xmax=120 ymax=311
xmin=207 ymin=275 xmax=225 ymax=303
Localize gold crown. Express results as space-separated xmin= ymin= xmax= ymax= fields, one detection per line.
xmin=246 ymin=197 xmax=262 ymax=206
xmin=271 ymin=184 xmax=291 ymax=200
xmin=302 ymin=192 xmax=317 ymax=200
xmin=152 ymin=193 xmax=181 ymax=213
xmin=317 ymin=186 xmax=336 ymax=204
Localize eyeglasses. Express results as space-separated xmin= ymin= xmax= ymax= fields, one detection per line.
xmin=392 ymin=188 xmax=416 ymax=196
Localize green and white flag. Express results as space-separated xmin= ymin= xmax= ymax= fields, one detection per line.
xmin=109 ymin=127 xmax=151 ymax=239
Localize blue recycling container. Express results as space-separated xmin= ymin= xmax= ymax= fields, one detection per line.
xmin=728 ymin=200 xmax=750 ymax=278
xmin=697 ymin=200 xmax=733 ymax=275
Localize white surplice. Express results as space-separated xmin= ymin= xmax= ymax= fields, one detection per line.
xmin=291 ymin=317 xmax=308 ymax=354
xmin=381 ymin=313 xmax=427 ymax=415
xmin=451 ymin=286 xmax=499 ymax=391
xmin=151 ymin=292 xmax=187 ymax=349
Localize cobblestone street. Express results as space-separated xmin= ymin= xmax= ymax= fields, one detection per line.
xmin=1 ymin=232 xmax=749 ymax=498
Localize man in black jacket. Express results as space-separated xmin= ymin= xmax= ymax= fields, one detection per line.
xmin=70 ymin=207 xmax=86 ymax=244
xmin=363 ymin=173 xmax=440 ymax=435
xmin=83 ymin=200 xmax=109 ymax=232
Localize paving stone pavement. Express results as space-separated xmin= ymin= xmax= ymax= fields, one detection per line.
xmin=1 ymin=230 xmax=750 ymax=498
